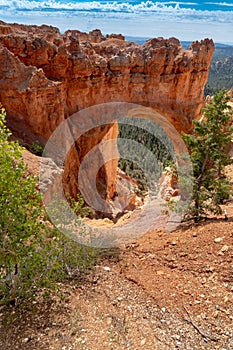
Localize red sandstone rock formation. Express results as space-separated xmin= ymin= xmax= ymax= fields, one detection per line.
xmin=0 ymin=21 xmax=214 ymax=205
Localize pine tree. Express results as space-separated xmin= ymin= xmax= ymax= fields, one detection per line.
xmin=183 ymin=90 xmax=233 ymax=221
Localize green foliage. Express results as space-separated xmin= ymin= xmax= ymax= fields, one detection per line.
xmin=182 ymin=90 xmax=233 ymax=221
xmin=30 ymin=141 xmax=45 ymax=156
xmin=205 ymin=46 xmax=233 ymax=96
xmin=0 ymin=105 xmax=43 ymax=303
xmin=205 ymin=59 xmax=233 ymax=96
xmin=0 ymin=105 xmax=97 ymax=308
xmin=69 ymin=194 xmax=92 ymax=218
xmin=118 ymin=118 xmax=175 ymax=194
xmin=24 ymin=141 xmax=45 ymax=156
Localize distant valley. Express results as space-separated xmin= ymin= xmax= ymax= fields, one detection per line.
xmin=205 ymin=44 xmax=233 ymax=95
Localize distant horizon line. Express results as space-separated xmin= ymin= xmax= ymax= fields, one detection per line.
xmin=125 ymin=36 xmax=233 ymax=46
xmin=1 ymin=19 xmax=233 ymax=47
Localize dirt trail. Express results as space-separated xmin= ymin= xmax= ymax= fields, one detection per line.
xmin=1 ymin=209 xmax=233 ymax=350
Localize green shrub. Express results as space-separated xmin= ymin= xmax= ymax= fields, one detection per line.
xmin=30 ymin=141 xmax=45 ymax=156
xmin=0 ymin=105 xmax=97 ymax=308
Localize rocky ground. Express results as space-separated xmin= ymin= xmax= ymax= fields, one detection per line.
xmin=0 ymin=207 xmax=232 ymax=350
xmin=1 ymin=149 xmax=233 ymax=350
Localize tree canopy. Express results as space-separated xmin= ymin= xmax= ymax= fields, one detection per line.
xmin=182 ymin=90 xmax=233 ymax=221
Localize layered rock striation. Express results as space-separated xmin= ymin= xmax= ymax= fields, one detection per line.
xmin=0 ymin=21 xmax=214 ymax=205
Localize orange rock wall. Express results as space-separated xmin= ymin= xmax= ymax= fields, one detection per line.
xmin=0 ymin=21 xmax=214 ymax=202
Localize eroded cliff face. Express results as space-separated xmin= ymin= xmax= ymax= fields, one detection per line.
xmin=0 ymin=21 xmax=214 ymax=205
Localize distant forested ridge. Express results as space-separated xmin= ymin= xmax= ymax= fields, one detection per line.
xmin=203 ymin=44 xmax=233 ymax=96
xmin=205 ymin=54 xmax=233 ymax=96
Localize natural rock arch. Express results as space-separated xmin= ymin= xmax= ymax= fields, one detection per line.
xmin=0 ymin=21 xmax=214 ymax=203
